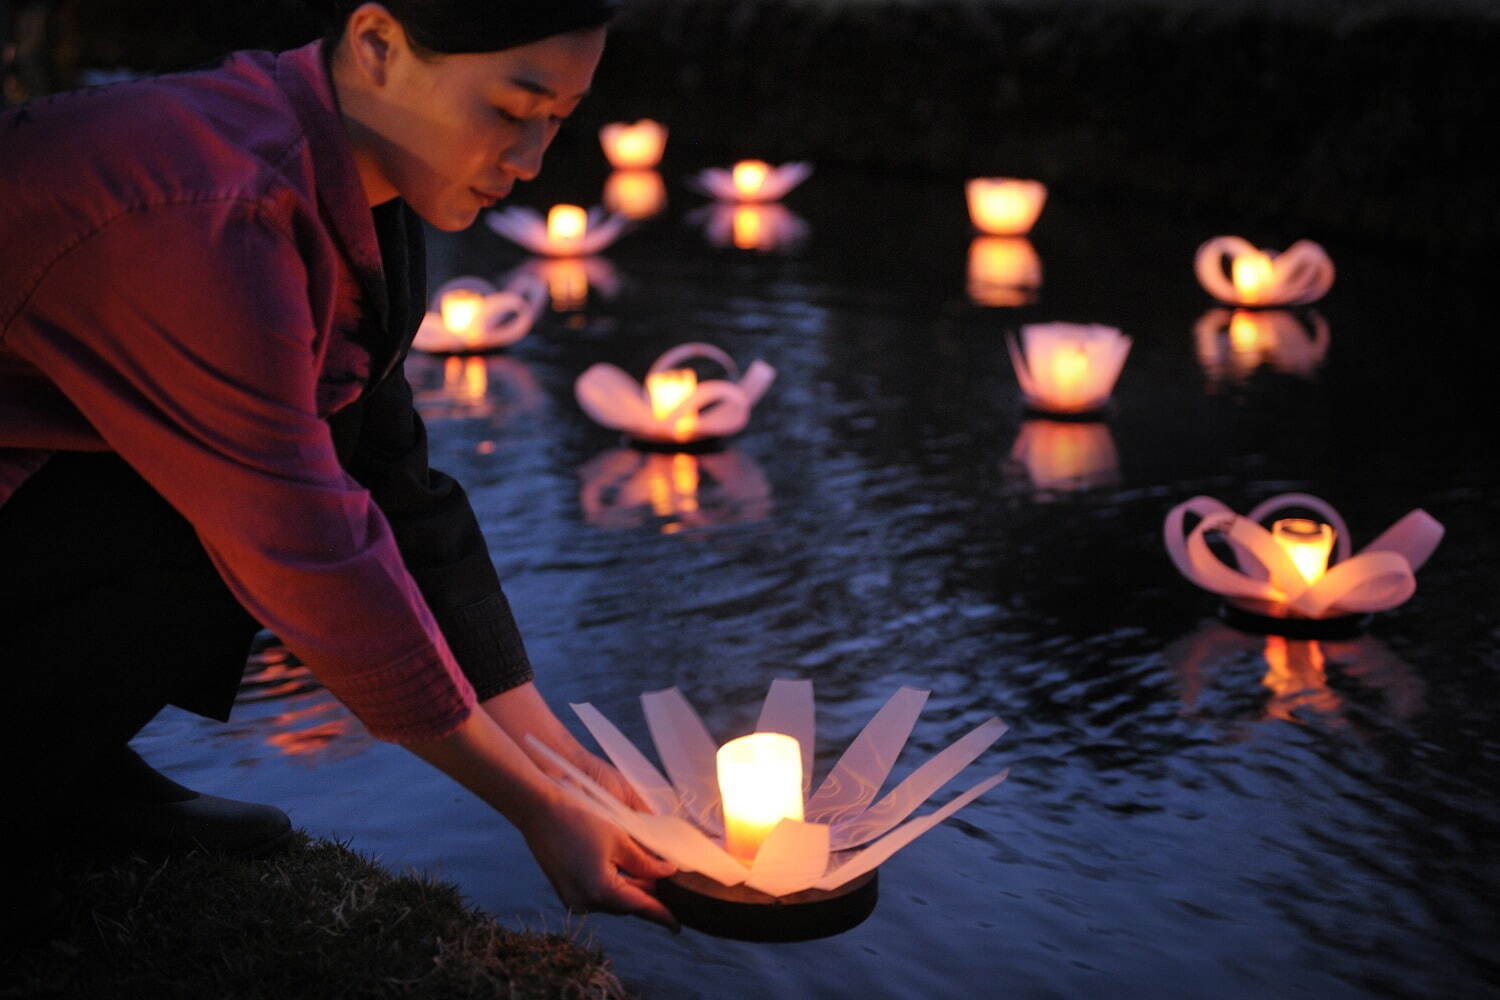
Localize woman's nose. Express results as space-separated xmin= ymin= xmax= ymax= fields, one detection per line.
xmin=502 ymin=119 xmax=550 ymax=182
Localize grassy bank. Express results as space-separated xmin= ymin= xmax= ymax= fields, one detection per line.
xmin=2 ymin=833 xmax=630 ymax=1000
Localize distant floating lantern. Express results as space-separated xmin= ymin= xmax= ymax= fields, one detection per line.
xmin=529 ymin=679 xmax=1008 ymax=940
xmin=486 ymin=204 xmax=629 ymax=257
xmin=1165 ymin=493 xmax=1445 ymax=635
xmin=1193 ymin=307 xmax=1330 ymax=385
xmin=1008 ymin=419 xmax=1120 ymax=493
xmin=575 ymin=343 xmax=776 ymax=446
xmin=689 ymin=160 xmax=813 ymax=204
xmin=578 ymin=447 xmax=773 ymax=532
xmin=1007 ymin=322 xmax=1131 ymax=416
xmin=966 ymin=236 xmax=1042 ymax=307
xmin=693 ymin=202 xmax=810 ymax=252
xmin=604 ymin=169 xmax=667 ymax=220
xmin=1194 ymin=236 xmax=1335 ymax=307
xmin=411 ymin=274 xmax=547 ymax=354
xmin=965 ymin=178 xmax=1047 ymax=236
xmin=599 ymin=119 xmax=668 ymax=170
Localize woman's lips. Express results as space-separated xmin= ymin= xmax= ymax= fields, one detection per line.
xmin=472 ymin=187 xmax=508 ymax=207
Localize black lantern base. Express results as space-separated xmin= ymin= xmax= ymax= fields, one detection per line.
xmin=1220 ymin=601 xmax=1370 ymax=640
xmin=657 ymin=870 xmax=878 ymax=942
xmin=624 ymin=433 xmax=727 ymax=454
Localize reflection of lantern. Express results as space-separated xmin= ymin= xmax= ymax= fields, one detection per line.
xmin=965 ymin=178 xmax=1047 ymax=236
xmin=604 ymin=169 xmax=667 ymax=220
xmin=966 ymin=236 xmax=1041 ymax=307
xmin=1165 ymin=493 xmax=1445 ymax=625
xmin=645 ymin=367 xmax=699 ymax=439
xmin=1007 ymin=323 xmax=1131 ymax=415
xmin=599 ymin=119 xmax=668 ymax=169
xmin=578 ymin=448 xmax=774 ymax=533
xmin=1194 ymin=236 xmax=1335 ymax=307
xmin=1192 ymin=308 xmax=1331 ymax=384
xmin=1008 ymin=419 xmax=1120 ymax=492
xmin=529 ymin=680 xmax=1008 ymax=939
xmin=406 ymin=352 xmax=545 ymax=423
xmin=689 ymin=161 xmax=813 ymax=204
xmin=694 ymin=203 xmax=810 ymax=253
xmin=576 ymin=343 xmax=776 ymax=445
xmin=718 ymin=732 xmax=805 ymax=863
xmin=413 ymin=275 xmax=546 ymax=354
xmin=1260 ymin=635 xmax=1341 ymax=720
xmin=444 ymin=356 xmax=489 ymax=405
xmin=486 ymin=204 xmax=628 ymax=257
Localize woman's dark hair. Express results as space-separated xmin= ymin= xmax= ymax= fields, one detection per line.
xmin=313 ymin=0 xmax=619 ymax=54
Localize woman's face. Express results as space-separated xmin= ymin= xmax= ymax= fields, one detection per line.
xmin=354 ymin=23 xmax=607 ymax=231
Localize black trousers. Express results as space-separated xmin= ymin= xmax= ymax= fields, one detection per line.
xmin=0 ymin=452 xmax=259 ymax=821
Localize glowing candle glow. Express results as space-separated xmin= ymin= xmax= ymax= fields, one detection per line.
xmin=438 ymin=288 xmax=485 ymax=343
xmin=732 ymin=160 xmax=772 ymax=200
xmin=599 ymin=119 xmax=668 ymax=170
xmin=546 ymin=204 xmax=588 ymax=251
xmin=1231 ymin=250 xmax=1276 ymax=304
xmin=716 ymin=732 xmax=804 ymax=863
xmin=966 ymin=236 xmax=1042 ymax=306
xmin=604 ymin=169 xmax=667 ymax=220
xmin=1008 ymin=323 xmax=1131 ymax=415
xmin=645 ymin=367 xmax=698 ymax=439
xmin=1272 ymin=518 xmax=1335 ymax=585
xmin=965 ymin=178 xmax=1048 ymax=236
xmin=732 ymin=205 xmax=765 ymax=250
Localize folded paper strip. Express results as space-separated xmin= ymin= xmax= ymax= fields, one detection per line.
xmin=1164 ymin=494 xmax=1444 ymax=620
xmin=1194 ymin=236 xmax=1335 ymax=307
xmin=1007 ymin=323 xmax=1131 ymax=415
xmin=575 ymin=343 xmax=777 ymax=445
xmin=411 ymin=274 xmax=547 ymax=354
xmin=486 ymin=205 xmax=629 ymax=257
xmin=527 ymin=680 xmax=1008 ymax=898
xmin=688 ymin=161 xmax=813 ymax=204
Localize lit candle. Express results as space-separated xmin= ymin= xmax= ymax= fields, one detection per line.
xmin=1272 ymin=518 xmax=1335 ymax=585
xmin=732 ymin=160 xmax=772 ymax=200
xmin=1231 ymin=250 xmax=1275 ymax=304
xmin=716 ymin=732 xmax=804 ymax=863
xmin=965 ymin=178 xmax=1047 ymax=236
xmin=439 ymin=288 xmax=485 ymax=344
xmin=599 ymin=119 xmax=668 ymax=170
xmin=546 ymin=204 xmax=588 ymax=252
xmin=603 ymin=169 xmax=667 ymax=220
xmin=645 ymin=367 xmax=698 ymax=439
xmin=1048 ymin=345 xmax=1089 ymax=402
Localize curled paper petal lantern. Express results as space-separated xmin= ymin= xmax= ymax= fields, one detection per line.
xmin=578 ymin=447 xmax=773 ymax=533
xmin=1194 ymin=236 xmax=1335 ymax=307
xmin=604 ymin=169 xmax=667 ymax=220
xmin=575 ymin=343 xmax=776 ymax=445
xmin=599 ymin=119 xmax=668 ymax=170
xmin=692 ymin=202 xmax=810 ymax=252
xmin=688 ymin=161 xmax=813 ymax=204
xmin=967 ymin=236 xmax=1042 ymax=307
xmin=1008 ymin=419 xmax=1120 ymax=493
xmin=411 ymin=274 xmax=546 ymax=354
xmin=1164 ymin=494 xmax=1444 ymax=625
xmin=1193 ymin=308 xmax=1330 ymax=385
xmin=965 ymin=178 xmax=1047 ymax=236
xmin=1007 ymin=323 xmax=1131 ymax=416
xmin=485 ymin=204 xmax=629 ymax=257
xmin=530 ymin=680 xmax=1007 ymax=932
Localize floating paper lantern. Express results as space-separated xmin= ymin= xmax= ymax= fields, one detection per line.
xmin=689 ymin=160 xmax=813 ymax=204
xmin=575 ymin=343 xmax=776 ymax=446
xmin=965 ymin=178 xmax=1047 ymax=236
xmin=1165 ymin=494 xmax=1444 ymax=630
xmin=1194 ymin=236 xmax=1335 ymax=307
xmin=486 ymin=204 xmax=628 ymax=257
xmin=1008 ymin=419 xmax=1120 ymax=493
xmin=578 ymin=447 xmax=773 ymax=532
xmin=411 ymin=274 xmax=546 ymax=354
xmin=692 ymin=202 xmax=810 ymax=252
xmin=967 ymin=236 xmax=1042 ymax=307
xmin=603 ymin=169 xmax=667 ymax=220
xmin=528 ymin=679 xmax=1008 ymax=939
xmin=1193 ymin=308 xmax=1330 ymax=385
xmin=1007 ymin=323 xmax=1131 ymax=416
xmin=599 ymin=119 xmax=668 ymax=170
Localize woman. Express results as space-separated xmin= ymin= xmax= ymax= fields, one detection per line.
xmin=0 ymin=1 xmax=677 ymax=931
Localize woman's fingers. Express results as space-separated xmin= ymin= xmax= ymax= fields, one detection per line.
xmin=606 ymin=870 xmax=680 ymax=932
xmin=616 ymin=830 xmax=678 ymax=881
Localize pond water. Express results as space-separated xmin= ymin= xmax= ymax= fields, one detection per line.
xmin=136 ymin=153 xmax=1498 ymax=998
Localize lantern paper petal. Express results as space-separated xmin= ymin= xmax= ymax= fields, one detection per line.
xmin=1287 ymin=551 xmax=1416 ymax=618
xmin=1194 ymin=236 xmax=1335 ymax=307
xmin=1008 ymin=324 xmax=1131 ymax=414
xmin=1359 ymin=509 xmax=1444 ymax=572
xmin=829 ymin=716 xmax=1008 ymax=851
xmin=575 ymin=364 xmax=657 ymax=437
xmin=805 ymin=687 xmax=928 ymax=826
xmin=688 ymin=162 xmax=813 ymax=203
xmin=642 ymin=687 xmax=724 ymax=835
xmin=650 ymin=342 xmax=740 ymax=379
xmin=755 ymin=678 xmax=816 ymax=797
xmin=571 ymin=701 xmax=683 ymax=817
xmin=738 ymin=360 xmax=777 ymax=408
xmin=745 ymin=819 xmax=831 ymax=898
xmin=813 ymin=769 xmax=1010 ymax=892
xmin=574 ymin=346 xmax=776 ymax=444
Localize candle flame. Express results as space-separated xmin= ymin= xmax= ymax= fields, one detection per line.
xmin=601 ymin=120 xmax=667 ymax=169
xmin=546 ymin=204 xmax=588 ymax=248
xmin=965 ymin=178 xmax=1047 ymax=236
xmin=645 ymin=368 xmax=699 ymax=439
xmin=1231 ymin=250 xmax=1275 ymax=304
xmin=1272 ymin=517 xmax=1335 ymax=585
xmin=732 ymin=160 xmax=771 ymax=199
xmin=439 ymin=289 xmax=485 ymax=344
xmin=717 ymin=732 xmax=804 ymax=863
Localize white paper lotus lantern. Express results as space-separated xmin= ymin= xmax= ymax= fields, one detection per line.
xmin=411 ymin=274 xmax=546 ymax=354
xmin=528 ymin=679 xmax=1008 ymax=938
xmin=965 ymin=178 xmax=1047 ymax=236
xmin=599 ymin=119 xmax=668 ymax=170
xmin=689 ymin=160 xmax=813 ymax=204
xmin=967 ymin=236 xmax=1042 ymax=307
xmin=1193 ymin=308 xmax=1330 ymax=384
xmin=603 ymin=169 xmax=667 ymax=220
xmin=1165 ymin=494 xmax=1444 ymax=627
xmin=1008 ymin=419 xmax=1120 ymax=493
xmin=1007 ymin=323 xmax=1131 ymax=416
xmin=693 ymin=202 xmax=810 ymax=252
xmin=575 ymin=343 xmax=776 ymax=446
xmin=1194 ymin=236 xmax=1335 ymax=307
xmin=486 ymin=204 xmax=629 ymax=257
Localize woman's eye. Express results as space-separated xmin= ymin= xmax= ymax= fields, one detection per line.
xmin=495 ymin=108 xmax=523 ymax=123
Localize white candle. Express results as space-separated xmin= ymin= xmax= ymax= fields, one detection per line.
xmin=717 ymin=732 xmax=804 ymax=863
xmin=1272 ymin=518 xmax=1335 ymax=585
xmin=645 ymin=368 xmax=698 ymax=439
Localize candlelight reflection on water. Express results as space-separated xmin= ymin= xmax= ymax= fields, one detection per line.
xmin=1193 ymin=307 xmax=1330 ymax=385
xmin=578 ymin=447 xmax=773 ymax=533
xmin=1006 ymin=419 xmax=1120 ymax=494
xmin=406 ymin=353 xmax=545 ymax=424
xmin=966 ymin=236 xmax=1041 ymax=307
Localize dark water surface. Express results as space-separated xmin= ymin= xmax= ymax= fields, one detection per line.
xmin=141 ymin=157 xmax=1498 ymax=998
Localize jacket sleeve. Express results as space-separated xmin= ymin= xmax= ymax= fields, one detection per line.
xmin=334 ymin=367 xmax=535 ymax=701
xmin=6 ymin=199 xmax=476 ymax=743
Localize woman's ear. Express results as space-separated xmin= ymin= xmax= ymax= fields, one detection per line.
xmin=342 ymin=3 xmax=405 ymax=88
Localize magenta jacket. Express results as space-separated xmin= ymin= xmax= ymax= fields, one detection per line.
xmin=0 ymin=43 xmax=528 ymax=742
